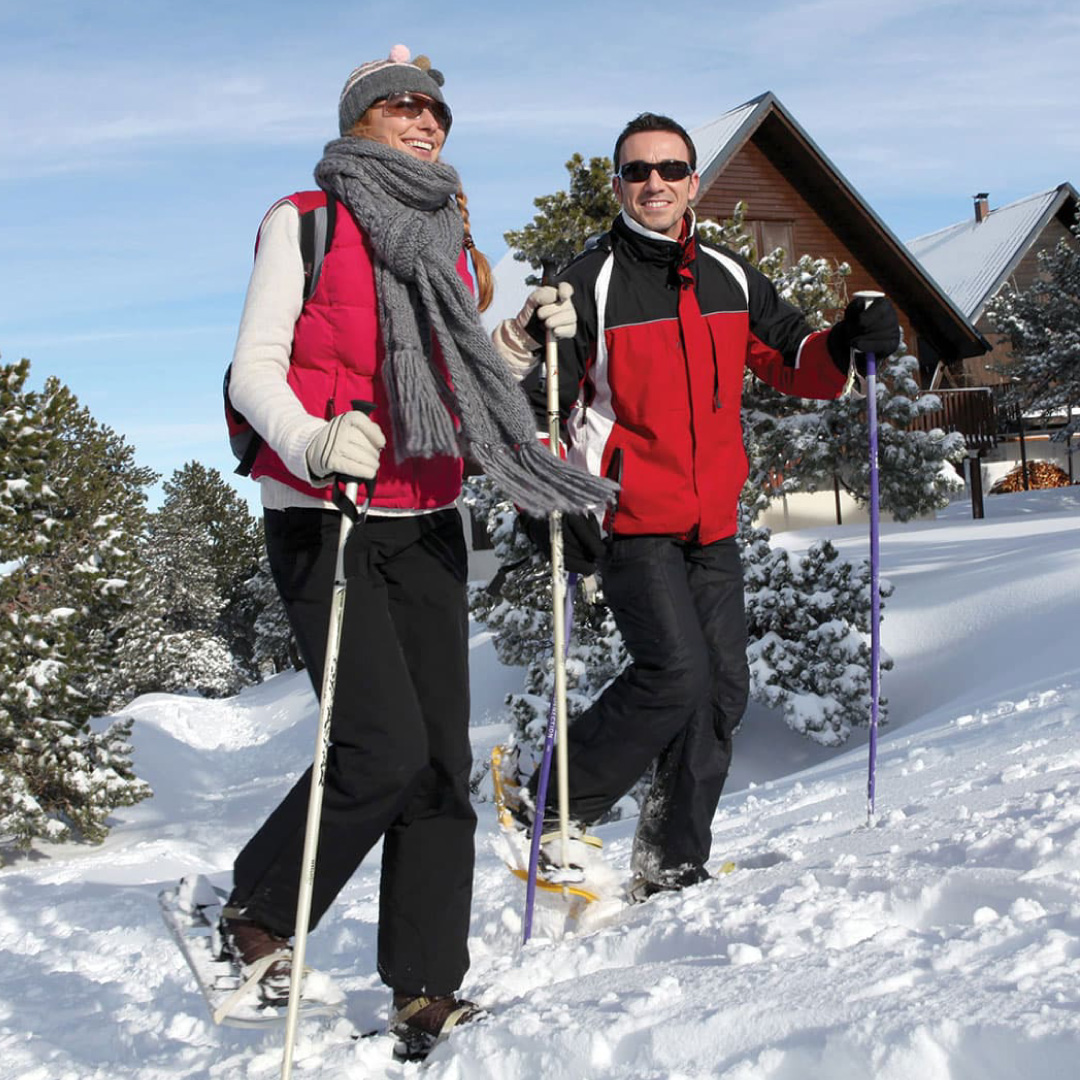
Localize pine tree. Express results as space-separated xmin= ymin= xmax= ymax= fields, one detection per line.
xmin=246 ymin=550 xmax=299 ymax=677
xmin=739 ymin=506 xmax=894 ymax=744
xmin=704 ymin=202 xmax=965 ymax=522
xmin=117 ymin=462 xmax=261 ymax=698
xmin=157 ymin=462 xmax=262 ymax=650
xmin=986 ymin=220 xmax=1080 ymax=439
xmin=503 ymin=153 xmax=620 ymax=282
xmin=743 ymin=350 xmax=965 ymax=523
xmin=50 ymin=395 xmax=162 ymax=713
xmin=0 ymin=359 xmax=152 ymax=855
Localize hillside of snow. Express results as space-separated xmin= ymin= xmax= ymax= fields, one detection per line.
xmin=1 ymin=488 xmax=1079 ymax=1079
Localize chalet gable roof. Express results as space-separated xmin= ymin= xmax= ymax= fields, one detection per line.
xmin=906 ymin=183 xmax=1079 ymax=322
xmin=689 ymin=92 xmax=988 ymax=361
xmin=690 ymin=96 xmax=764 ymax=186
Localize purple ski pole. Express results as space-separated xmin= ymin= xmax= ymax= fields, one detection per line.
xmin=523 ymin=571 xmax=577 ymax=944
xmin=866 ymin=348 xmax=881 ymax=822
xmin=855 ymin=290 xmax=884 ymax=824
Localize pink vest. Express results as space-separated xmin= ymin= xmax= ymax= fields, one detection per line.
xmin=251 ymin=190 xmax=466 ymax=509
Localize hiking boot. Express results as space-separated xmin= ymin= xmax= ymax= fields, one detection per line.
xmin=628 ymin=863 xmax=711 ymax=903
xmin=218 ymin=906 xmax=292 ymax=1006
xmin=389 ymin=993 xmax=486 ymax=1061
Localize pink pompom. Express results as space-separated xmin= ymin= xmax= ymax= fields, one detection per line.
xmin=388 ymin=44 xmax=411 ymax=62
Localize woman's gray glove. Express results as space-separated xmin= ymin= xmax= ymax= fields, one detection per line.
xmin=305 ymin=410 xmax=385 ymax=482
xmin=491 ymin=283 xmax=576 ymax=379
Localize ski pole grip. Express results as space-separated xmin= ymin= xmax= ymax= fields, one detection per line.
xmin=852 ymin=289 xmax=885 ymax=312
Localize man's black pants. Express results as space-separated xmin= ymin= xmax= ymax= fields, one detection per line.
xmin=231 ymin=507 xmax=475 ymax=996
xmin=553 ymin=534 xmax=749 ymax=877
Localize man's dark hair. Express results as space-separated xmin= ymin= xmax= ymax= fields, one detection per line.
xmin=613 ymin=112 xmax=697 ymax=171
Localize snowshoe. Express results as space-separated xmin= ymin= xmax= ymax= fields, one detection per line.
xmin=158 ymin=874 xmax=344 ymax=1027
xmin=490 ymin=744 xmax=619 ymax=904
xmin=627 ymin=861 xmax=736 ymax=904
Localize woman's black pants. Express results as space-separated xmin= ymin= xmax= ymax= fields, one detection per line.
xmin=231 ymin=507 xmax=475 ymax=996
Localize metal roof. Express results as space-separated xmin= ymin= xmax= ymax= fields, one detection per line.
xmin=689 ymin=96 xmax=764 ymax=183
xmin=906 ymin=184 xmax=1078 ymax=321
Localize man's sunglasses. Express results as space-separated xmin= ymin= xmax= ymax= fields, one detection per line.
xmin=617 ymin=159 xmax=694 ymax=183
xmin=381 ymin=91 xmax=452 ymax=133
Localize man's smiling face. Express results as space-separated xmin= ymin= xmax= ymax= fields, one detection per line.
xmin=613 ymin=130 xmax=700 ymax=239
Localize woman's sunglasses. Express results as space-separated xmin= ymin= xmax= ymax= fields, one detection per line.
xmin=381 ymin=92 xmax=452 ymax=133
xmin=617 ymin=160 xmax=694 ymax=183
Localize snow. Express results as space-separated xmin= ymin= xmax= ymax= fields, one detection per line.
xmin=2 ymin=487 xmax=1080 ymax=1078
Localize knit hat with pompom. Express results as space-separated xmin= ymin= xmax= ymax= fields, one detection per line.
xmin=338 ymin=44 xmax=449 ymax=135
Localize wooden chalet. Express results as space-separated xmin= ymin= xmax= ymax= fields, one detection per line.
xmin=906 ymin=183 xmax=1080 ymax=497
xmin=689 ymin=92 xmax=988 ymax=387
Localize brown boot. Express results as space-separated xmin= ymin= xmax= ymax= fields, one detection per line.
xmin=218 ymin=908 xmax=292 ymax=1006
xmin=389 ymin=992 xmax=486 ymax=1061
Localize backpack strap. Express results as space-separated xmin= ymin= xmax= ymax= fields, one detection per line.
xmin=298 ymin=195 xmax=337 ymax=302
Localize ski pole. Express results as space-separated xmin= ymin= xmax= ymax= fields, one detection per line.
xmin=523 ymin=571 xmax=577 ymax=943
xmin=865 ymin=347 xmax=881 ymax=824
xmin=281 ymin=402 xmax=376 ymax=1080
xmin=853 ymin=291 xmax=883 ymax=825
xmin=541 ymin=262 xmax=573 ymax=880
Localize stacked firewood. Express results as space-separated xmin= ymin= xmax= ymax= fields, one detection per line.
xmin=990 ymin=461 xmax=1074 ymax=493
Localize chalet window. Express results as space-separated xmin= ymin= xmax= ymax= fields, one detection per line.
xmin=747 ymin=220 xmax=796 ymax=267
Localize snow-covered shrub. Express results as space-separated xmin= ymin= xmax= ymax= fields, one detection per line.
xmin=739 ymin=515 xmax=893 ymax=745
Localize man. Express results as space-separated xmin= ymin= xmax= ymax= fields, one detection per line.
xmin=493 ymin=112 xmax=900 ymax=899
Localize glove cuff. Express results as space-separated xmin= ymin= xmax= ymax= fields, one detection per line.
xmin=492 ymin=318 xmax=541 ymax=380
xmin=826 ymin=324 xmax=852 ymax=376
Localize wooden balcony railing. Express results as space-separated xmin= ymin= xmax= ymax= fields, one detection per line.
xmin=911 ymin=388 xmax=998 ymax=451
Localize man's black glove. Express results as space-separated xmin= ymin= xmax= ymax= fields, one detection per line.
xmin=827 ymin=294 xmax=901 ymax=377
xmin=520 ymin=511 xmax=605 ymax=576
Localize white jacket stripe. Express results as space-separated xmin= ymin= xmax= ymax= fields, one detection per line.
xmin=566 ymin=251 xmax=616 ymax=523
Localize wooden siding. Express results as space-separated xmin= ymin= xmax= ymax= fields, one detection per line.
xmin=1011 ymin=214 xmax=1074 ymax=293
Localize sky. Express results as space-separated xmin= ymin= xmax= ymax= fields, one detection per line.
xmin=2 ymin=0 xmax=1078 ymax=507
xmin=1 ymin=485 xmax=1079 ymax=1077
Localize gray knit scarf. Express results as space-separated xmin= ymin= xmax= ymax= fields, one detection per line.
xmin=313 ymin=137 xmax=617 ymax=515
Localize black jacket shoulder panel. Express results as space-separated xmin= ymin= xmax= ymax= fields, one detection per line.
xmin=697 ymin=240 xmax=815 ymax=360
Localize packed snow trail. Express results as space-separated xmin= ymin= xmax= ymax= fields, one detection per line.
xmin=1 ymin=488 xmax=1079 ymax=1079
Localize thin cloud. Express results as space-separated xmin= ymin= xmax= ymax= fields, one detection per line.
xmin=0 ymin=60 xmax=327 ymax=173
xmin=8 ymin=325 xmax=235 ymax=349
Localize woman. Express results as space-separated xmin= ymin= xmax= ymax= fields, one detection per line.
xmin=224 ymin=45 xmax=612 ymax=1059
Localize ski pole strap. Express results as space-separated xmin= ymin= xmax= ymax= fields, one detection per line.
xmin=331 ymin=399 xmax=378 ymax=522
xmin=332 ymin=476 xmax=375 ymax=522
xmin=484 ymin=555 xmax=531 ymax=598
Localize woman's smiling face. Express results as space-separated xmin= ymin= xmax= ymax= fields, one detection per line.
xmin=356 ymin=94 xmax=447 ymax=163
